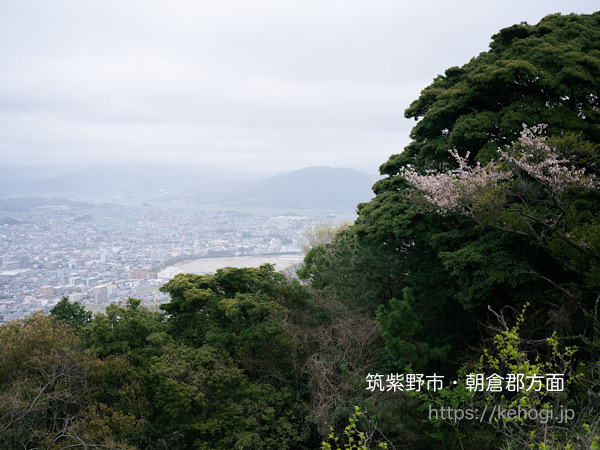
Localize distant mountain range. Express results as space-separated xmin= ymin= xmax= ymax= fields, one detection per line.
xmin=0 ymin=164 xmax=380 ymax=210
xmin=0 ymin=197 xmax=94 ymax=212
xmin=205 ymin=166 xmax=379 ymax=209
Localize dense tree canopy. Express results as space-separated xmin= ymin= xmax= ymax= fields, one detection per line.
xmin=50 ymin=297 xmax=92 ymax=331
xmin=383 ymin=11 xmax=600 ymax=173
xmin=355 ymin=12 xmax=600 ymax=347
xmin=348 ymin=12 xmax=600 ymax=446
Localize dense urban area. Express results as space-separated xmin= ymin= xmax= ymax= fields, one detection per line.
xmin=0 ymin=202 xmax=330 ymax=323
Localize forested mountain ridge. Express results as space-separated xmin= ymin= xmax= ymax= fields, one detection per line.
xmin=2 ymin=11 xmax=600 ymax=449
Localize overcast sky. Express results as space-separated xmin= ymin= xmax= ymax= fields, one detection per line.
xmin=0 ymin=1 xmax=598 ymax=174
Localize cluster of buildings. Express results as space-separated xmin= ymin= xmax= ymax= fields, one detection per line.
xmin=0 ymin=203 xmax=325 ymax=324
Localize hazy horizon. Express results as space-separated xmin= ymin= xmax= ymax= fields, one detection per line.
xmin=0 ymin=161 xmax=378 ymax=178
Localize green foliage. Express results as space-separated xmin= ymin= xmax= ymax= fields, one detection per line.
xmin=297 ymin=228 xmax=405 ymax=314
xmin=409 ymin=365 xmax=498 ymax=449
xmin=481 ymin=305 xmax=600 ymax=448
xmin=160 ymin=265 xmax=306 ymax=382
xmin=376 ymin=290 xmax=451 ymax=371
xmin=393 ymin=12 xmax=600 ymax=172
xmin=296 ymin=244 xmax=327 ymax=281
xmin=435 ymin=230 xmax=540 ymax=311
xmin=355 ymin=12 xmax=600 ymax=377
xmin=346 ymin=12 xmax=600 ymax=449
xmin=81 ymin=297 xmax=168 ymax=366
xmin=0 ymin=312 xmax=87 ymax=448
xmin=50 ymin=296 xmax=92 ymax=331
xmin=301 ymin=220 xmax=351 ymax=255
xmin=409 ymin=304 xmax=600 ymax=449
xmin=147 ymin=343 xmax=308 ymax=449
xmin=0 ymin=313 xmax=140 ymax=449
xmin=321 ymin=407 xmax=389 ymax=450
xmin=69 ymin=268 xmax=318 ymax=448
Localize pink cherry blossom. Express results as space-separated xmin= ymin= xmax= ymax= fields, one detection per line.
xmin=498 ymin=124 xmax=597 ymax=194
xmin=400 ymin=124 xmax=598 ymax=214
xmin=400 ymin=150 xmax=510 ymax=214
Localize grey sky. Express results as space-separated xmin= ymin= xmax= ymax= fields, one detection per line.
xmin=0 ymin=1 xmax=598 ymax=174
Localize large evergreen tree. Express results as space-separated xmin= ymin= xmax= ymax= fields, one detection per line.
xmin=386 ymin=12 xmax=600 ymax=172
xmin=351 ymin=12 xmax=600 ymax=369
xmin=346 ymin=13 xmax=600 ymax=446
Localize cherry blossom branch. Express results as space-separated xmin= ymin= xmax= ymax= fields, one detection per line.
xmin=400 ymin=149 xmax=511 ymax=214
xmin=499 ymin=124 xmax=598 ymax=194
xmin=399 ymin=124 xmax=600 ymax=276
